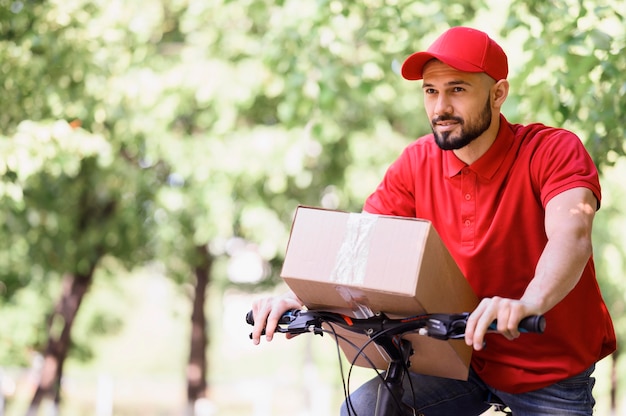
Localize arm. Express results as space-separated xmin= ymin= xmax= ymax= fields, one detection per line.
xmin=521 ymin=186 xmax=596 ymax=312
xmin=465 ymin=187 xmax=597 ymax=350
xmin=250 ymin=290 xmax=304 ymax=345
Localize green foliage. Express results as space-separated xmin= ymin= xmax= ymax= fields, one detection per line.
xmin=1 ymin=121 xmax=155 ymax=284
xmin=593 ymin=159 xmax=626 ymax=350
xmin=1 ymin=0 xmax=101 ymax=132
xmin=1 ymin=122 xmax=105 ymax=293
xmin=503 ymin=0 xmax=626 ymax=170
xmin=0 ymin=285 xmax=56 ymax=365
xmin=180 ymin=0 xmax=490 ymax=215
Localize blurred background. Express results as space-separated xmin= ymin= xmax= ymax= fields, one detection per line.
xmin=1 ymin=0 xmax=625 ymax=414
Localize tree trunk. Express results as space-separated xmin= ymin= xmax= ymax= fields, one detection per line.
xmin=27 ymin=270 xmax=94 ymax=416
xmin=186 ymin=246 xmax=212 ymax=412
xmin=610 ymin=350 xmax=619 ymax=415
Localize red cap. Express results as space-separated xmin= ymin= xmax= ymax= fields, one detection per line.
xmin=401 ymin=27 xmax=508 ymax=81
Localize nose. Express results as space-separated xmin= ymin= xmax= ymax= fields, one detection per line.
xmin=434 ymin=93 xmax=453 ymax=117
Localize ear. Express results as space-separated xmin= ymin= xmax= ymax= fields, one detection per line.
xmin=492 ymin=79 xmax=509 ymax=109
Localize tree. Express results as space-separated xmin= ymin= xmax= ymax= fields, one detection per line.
xmin=504 ymin=0 xmax=626 ymax=169
xmin=1 ymin=1 xmax=165 ymax=412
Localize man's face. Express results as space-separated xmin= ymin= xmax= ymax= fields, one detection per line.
xmin=422 ymin=61 xmax=495 ymax=151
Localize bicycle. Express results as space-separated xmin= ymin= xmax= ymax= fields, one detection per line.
xmin=246 ymin=308 xmax=545 ymax=416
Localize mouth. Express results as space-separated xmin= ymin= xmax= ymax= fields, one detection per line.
xmin=434 ymin=120 xmax=460 ymax=132
xmin=433 ymin=115 xmax=463 ymax=128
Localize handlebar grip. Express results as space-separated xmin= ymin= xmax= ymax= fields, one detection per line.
xmin=246 ymin=310 xmax=255 ymax=325
xmin=488 ymin=315 xmax=546 ymax=334
xmin=518 ymin=315 xmax=546 ymax=333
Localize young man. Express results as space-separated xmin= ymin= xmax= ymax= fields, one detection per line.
xmin=251 ymin=27 xmax=616 ymax=415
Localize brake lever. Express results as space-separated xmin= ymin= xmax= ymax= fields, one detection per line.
xmin=277 ymin=313 xmax=325 ymax=336
xmin=423 ymin=313 xmax=470 ymax=340
xmin=247 ymin=310 xmax=325 ymax=339
xmin=425 ymin=312 xmax=544 ymax=342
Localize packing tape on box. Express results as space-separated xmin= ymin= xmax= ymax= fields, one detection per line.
xmin=335 ymin=286 xmax=375 ymax=318
xmin=330 ymin=212 xmax=377 ymax=285
xmin=329 ymin=212 xmax=378 ymax=318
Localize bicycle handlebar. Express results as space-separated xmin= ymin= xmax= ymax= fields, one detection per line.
xmin=247 ymin=309 xmax=545 ymax=415
xmin=246 ymin=309 xmax=545 ymax=341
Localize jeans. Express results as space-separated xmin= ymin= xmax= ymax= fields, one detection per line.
xmin=339 ymin=365 xmax=596 ymax=416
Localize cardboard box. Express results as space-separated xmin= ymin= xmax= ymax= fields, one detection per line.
xmin=280 ymin=206 xmax=478 ymax=380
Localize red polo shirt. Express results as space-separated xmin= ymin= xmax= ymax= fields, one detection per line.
xmin=364 ymin=115 xmax=616 ymax=393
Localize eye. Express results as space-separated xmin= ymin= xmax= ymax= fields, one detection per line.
xmin=452 ymin=86 xmax=465 ymax=92
xmin=424 ymin=88 xmax=437 ymax=94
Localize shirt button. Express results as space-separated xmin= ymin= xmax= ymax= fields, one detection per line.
xmin=464 ymin=220 xmax=471 ymax=227
xmin=465 ymin=193 xmax=471 ymax=200
xmin=462 ymin=168 xmax=470 ymax=175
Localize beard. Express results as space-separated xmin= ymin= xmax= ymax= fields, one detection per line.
xmin=431 ymin=97 xmax=493 ymax=151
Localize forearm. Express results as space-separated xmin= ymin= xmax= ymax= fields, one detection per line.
xmin=521 ymin=230 xmax=592 ymax=314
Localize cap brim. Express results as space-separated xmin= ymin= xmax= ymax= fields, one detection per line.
xmin=401 ymin=51 xmax=485 ymax=80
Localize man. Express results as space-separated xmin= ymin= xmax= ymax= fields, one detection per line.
xmin=251 ymin=27 xmax=616 ymax=415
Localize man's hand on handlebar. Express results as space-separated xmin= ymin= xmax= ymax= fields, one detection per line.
xmin=250 ymin=291 xmax=304 ymax=345
xmin=464 ymin=296 xmax=543 ymax=351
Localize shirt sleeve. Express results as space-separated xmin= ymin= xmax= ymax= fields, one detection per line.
xmin=530 ymin=128 xmax=601 ymax=209
xmin=363 ymin=146 xmax=417 ymax=217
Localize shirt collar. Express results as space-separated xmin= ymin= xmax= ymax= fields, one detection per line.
xmin=445 ymin=115 xmax=514 ymax=179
